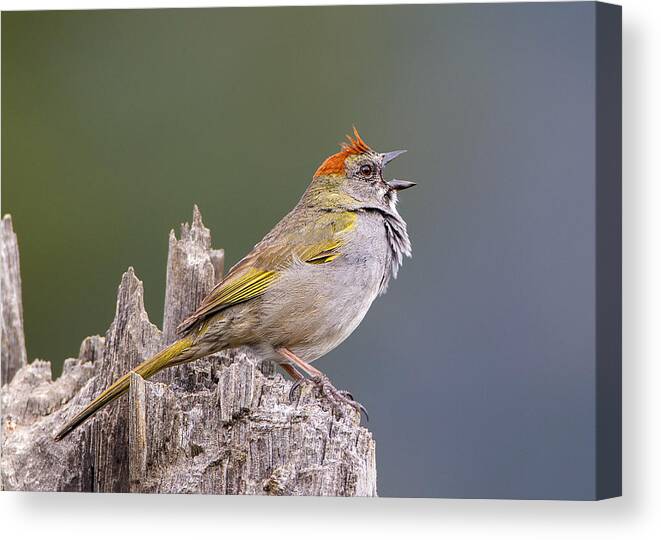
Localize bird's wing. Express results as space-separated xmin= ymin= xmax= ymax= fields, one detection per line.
xmin=176 ymin=210 xmax=357 ymax=334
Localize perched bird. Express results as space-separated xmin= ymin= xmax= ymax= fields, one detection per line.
xmin=55 ymin=128 xmax=415 ymax=440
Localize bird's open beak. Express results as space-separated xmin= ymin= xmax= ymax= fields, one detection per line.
xmin=387 ymin=179 xmax=417 ymax=191
xmin=382 ymin=150 xmax=415 ymax=191
xmin=382 ymin=149 xmax=407 ymax=166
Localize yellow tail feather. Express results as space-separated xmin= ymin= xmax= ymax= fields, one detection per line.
xmin=54 ymin=336 xmax=194 ymax=441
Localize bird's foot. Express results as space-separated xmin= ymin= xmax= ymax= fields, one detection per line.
xmin=288 ymin=378 xmax=305 ymax=402
xmin=306 ymin=375 xmax=368 ymax=421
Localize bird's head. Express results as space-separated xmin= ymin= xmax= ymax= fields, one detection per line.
xmin=309 ymin=127 xmax=415 ymax=209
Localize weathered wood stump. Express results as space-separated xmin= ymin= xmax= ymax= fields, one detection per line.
xmin=1 ymin=216 xmax=27 ymax=386
xmin=0 ymin=210 xmax=377 ymax=496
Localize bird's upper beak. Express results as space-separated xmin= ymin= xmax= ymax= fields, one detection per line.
xmin=382 ymin=149 xmax=407 ymax=166
xmin=386 ymin=178 xmax=417 ymax=191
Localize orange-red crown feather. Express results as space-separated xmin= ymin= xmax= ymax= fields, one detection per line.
xmin=314 ymin=127 xmax=373 ymax=177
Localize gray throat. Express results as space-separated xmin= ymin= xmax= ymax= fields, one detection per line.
xmin=380 ymin=206 xmax=411 ymax=294
xmin=358 ymin=198 xmax=412 ymax=295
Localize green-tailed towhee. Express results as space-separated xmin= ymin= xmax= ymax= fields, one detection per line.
xmin=55 ymin=128 xmax=415 ymax=440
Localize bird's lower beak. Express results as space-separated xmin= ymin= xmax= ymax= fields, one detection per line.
xmin=382 ymin=149 xmax=407 ymax=166
xmin=387 ymin=179 xmax=417 ymax=191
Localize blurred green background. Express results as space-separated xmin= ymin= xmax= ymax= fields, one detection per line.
xmin=2 ymin=6 xmax=417 ymax=369
xmin=2 ymin=4 xmax=599 ymax=498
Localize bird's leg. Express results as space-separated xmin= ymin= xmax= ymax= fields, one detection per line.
xmin=278 ymin=363 xmax=307 ymax=402
xmin=276 ymin=347 xmax=368 ymax=421
xmin=280 ymin=363 xmax=304 ymax=380
xmin=276 ymin=348 xmax=321 ymax=402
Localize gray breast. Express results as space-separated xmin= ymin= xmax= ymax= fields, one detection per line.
xmin=255 ymin=212 xmax=385 ymax=361
xmin=256 ymin=209 xmax=410 ymax=362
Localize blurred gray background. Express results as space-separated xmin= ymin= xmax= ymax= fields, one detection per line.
xmin=2 ymin=3 xmax=597 ymax=498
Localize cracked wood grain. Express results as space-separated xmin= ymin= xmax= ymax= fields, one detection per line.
xmin=129 ymin=372 xmax=147 ymax=492
xmin=0 ymin=208 xmax=377 ymax=496
xmin=1 ymin=215 xmax=27 ymax=386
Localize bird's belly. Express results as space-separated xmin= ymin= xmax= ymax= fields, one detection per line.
xmin=257 ymin=238 xmax=386 ymax=362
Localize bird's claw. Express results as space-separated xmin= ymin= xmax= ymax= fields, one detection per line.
xmin=288 ymin=376 xmax=368 ymax=422
xmin=288 ymin=378 xmax=305 ymax=402
xmin=310 ymin=375 xmax=369 ymax=422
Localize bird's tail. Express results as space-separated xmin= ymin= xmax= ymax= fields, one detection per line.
xmin=54 ymin=336 xmax=195 ymax=441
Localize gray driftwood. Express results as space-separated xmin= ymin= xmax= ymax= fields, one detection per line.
xmin=0 ymin=209 xmax=377 ymax=496
xmin=1 ymin=216 xmax=27 ymax=385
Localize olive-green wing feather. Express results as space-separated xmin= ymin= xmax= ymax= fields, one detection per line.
xmin=176 ymin=210 xmax=357 ymax=334
xmin=177 ymin=266 xmax=278 ymax=334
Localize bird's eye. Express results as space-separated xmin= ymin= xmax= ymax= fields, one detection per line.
xmin=360 ymin=164 xmax=374 ymax=177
